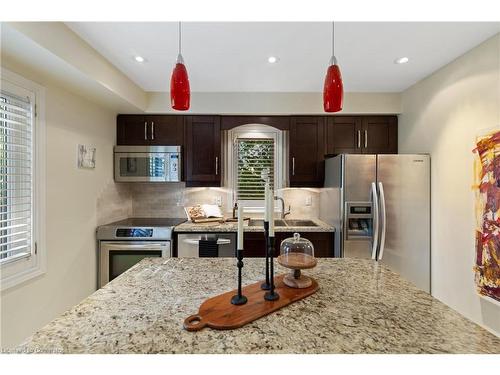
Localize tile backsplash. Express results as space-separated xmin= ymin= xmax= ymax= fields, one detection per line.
xmin=98 ymin=182 xmax=321 ymax=223
xmin=280 ymin=188 xmax=320 ymax=219
xmin=96 ymin=181 xmax=133 ymax=225
xmin=129 ymin=183 xmax=230 ymax=218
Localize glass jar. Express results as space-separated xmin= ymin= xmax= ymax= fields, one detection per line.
xmin=278 ymin=233 xmax=317 ymax=288
xmin=279 ymin=233 xmax=316 ymax=269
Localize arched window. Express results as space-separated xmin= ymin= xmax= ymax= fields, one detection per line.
xmin=224 ymin=124 xmax=286 ymax=211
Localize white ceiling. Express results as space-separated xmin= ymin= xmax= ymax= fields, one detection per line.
xmin=66 ymin=22 xmax=500 ymax=93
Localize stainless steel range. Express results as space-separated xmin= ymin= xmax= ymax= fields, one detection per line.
xmin=96 ymin=218 xmax=185 ymax=288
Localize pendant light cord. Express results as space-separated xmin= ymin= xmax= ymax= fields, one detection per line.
xmin=178 ymin=21 xmax=182 ymax=55
xmin=332 ymin=21 xmax=335 ymax=57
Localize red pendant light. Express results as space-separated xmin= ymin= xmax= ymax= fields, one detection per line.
xmin=323 ymin=21 xmax=343 ymax=112
xmin=171 ymin=22 xmax=190 ymax=111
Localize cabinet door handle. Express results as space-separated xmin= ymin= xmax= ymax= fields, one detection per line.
xmin=357 ymin=130 xmax=361 ymax=148
xmin=144 ymin=121 xmax=148 ymax=140
xmin=292 ymin=157 xmax=295 ymax=176
xmin=151 ymin=121 xmax=155 ymax=140
xmin=215 ymin=157 xmax=218 ymax=175
xmin=364 ymin=130 xmax=368 ymax=148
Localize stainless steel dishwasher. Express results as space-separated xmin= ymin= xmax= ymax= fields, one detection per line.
xmin=177 ymin=233 xmax=236 ymax=257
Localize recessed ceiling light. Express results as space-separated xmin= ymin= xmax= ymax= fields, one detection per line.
xmin=268 ymin=56 xmax=278 ymax=64
xmin=394 ymin=57 xmax=409 ymax=64
xmin=134 ymin=55 xmax=145 ymax=63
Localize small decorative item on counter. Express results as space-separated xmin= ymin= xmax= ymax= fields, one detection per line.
xmin=278 ymin=233 xmax=317 ymax=288
xmin=232 ymin=202 xmax=238 ymax=219
xmin=184 ymin=204 xmax=223 ymax=223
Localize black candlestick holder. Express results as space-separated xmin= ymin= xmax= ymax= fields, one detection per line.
xmin=261 ymin=221 xmax=271 ymax=290
xmin=264 ymin=236 xmax=280 ymax=301
xmin=231 ymin=249 xmax=248 ymax=305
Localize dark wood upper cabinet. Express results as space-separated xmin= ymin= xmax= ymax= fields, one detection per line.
xmin=325 ymin=115 xmax=397 ymax=156
xmin=326 ymin=116 xmax=363 ymax=155
xmin=184 ymin=116 xmax=221 ymax=187
xmin=117 ymin=114 xmax=397 ymax=188
xmin=117 ymin=115 xmax=149 ymax=145
xmin=148 ymin=115 xmax=184 ymax=145
xmin=117 ymin=115 xmax=183 ymax=146
xmin=221 ymin=116 xmax=290 ymax=131
xmin=362 ymin=116 xmax=398 ymax=154
xmin=289 ymin=117 xmax=325 ymax=187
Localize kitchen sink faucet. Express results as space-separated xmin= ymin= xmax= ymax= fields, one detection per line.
xmin=274 ymin=196 xmax=291 ymax=219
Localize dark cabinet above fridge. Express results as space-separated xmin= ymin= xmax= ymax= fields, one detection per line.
xmin=326 ymin=115 xmax=398 ymax=155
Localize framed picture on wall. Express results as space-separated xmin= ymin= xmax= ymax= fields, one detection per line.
xmin=78 ymin=144 xmax=96 ymax=169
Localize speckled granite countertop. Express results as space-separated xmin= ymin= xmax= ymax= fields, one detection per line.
xmin=17 ymin=258 xmax=500 ymax=354
xmin=174 ymin=218 xmax=334 ymax=233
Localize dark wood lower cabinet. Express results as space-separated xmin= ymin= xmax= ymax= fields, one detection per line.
xmin=243 ymin=232 xmax=273 ymax=258
xmin=244 ymin=231 xmax=335 ymax=258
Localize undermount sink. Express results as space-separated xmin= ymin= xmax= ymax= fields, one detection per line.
xmin=284 ymin=219 xmax=318 ymax=227
xmin=248 ymin=219 xmax=287 ymax=227
xmin=247 ymin=219 xmax=318 ymax=227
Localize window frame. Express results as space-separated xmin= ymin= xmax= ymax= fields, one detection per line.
xmin=224 ymin=124 xmax=287 ymax=213
xmin=0 ymin=68 xmax=46 ymax=291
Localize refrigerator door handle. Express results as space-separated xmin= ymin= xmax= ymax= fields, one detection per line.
xmin=371 ymin=182 xmax=379 ymax=260
xmin=378 ymin=181 xmax=387 ymax=260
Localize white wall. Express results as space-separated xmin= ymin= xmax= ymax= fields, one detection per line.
xmin=399 ymin=33 xmax=500 ymax=336
xmin=0 ymin=58 xmax=126 ymax=348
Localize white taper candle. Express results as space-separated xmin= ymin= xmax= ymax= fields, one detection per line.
xmin=237 ymin=203 xmax=244 ymax=250
xmin=268 ymin=189 xmax=275 ymax=236
xmin=264 ymin=182 xmax=270 ymax=222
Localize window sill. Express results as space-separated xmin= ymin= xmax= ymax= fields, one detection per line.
xmin=1 ymin=260 xmax=46 ymax=292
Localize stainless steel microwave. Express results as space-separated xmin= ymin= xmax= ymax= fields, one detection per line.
xmin=114 ymin=145 xmax=182 ymax=182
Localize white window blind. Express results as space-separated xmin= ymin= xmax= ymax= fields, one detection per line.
xmin=236 ymin=138 xmax=274 ymax=200
xmin=0 ymin=89 xmax=34 ymax=264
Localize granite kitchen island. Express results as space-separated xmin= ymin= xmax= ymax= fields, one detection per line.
xmin=18 ymin=258 xmax=500 ymax=354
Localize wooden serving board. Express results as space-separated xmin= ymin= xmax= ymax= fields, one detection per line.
xmin=183 ymin=274 xmax=319 ymax=331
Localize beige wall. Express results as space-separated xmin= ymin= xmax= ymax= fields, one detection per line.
xmin=6 ymin=22 xmax=148 ymax=112
xmin=147 ymin=91 xmax=401 ymax=115
xmin=399 ymin=34 xmax=500 ymax=336
xmin=0 ymin=58 xmax=127 ymax=347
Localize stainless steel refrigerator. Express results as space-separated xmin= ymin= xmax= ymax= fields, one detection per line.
xmin=319 ymin=154 xmax=431 ymax=292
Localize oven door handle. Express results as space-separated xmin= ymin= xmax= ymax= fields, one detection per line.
xmin=103 ymin=243 xmax=168 ymax=251
xmin=183 ymin=238 xmax=231 ymax=245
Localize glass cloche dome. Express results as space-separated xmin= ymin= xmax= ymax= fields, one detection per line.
xmin=278 ymin=233 xmax=317 ymax=288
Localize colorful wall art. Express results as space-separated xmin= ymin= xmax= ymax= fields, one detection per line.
xmin=473 ymin=129 xmax=500 ymax=302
